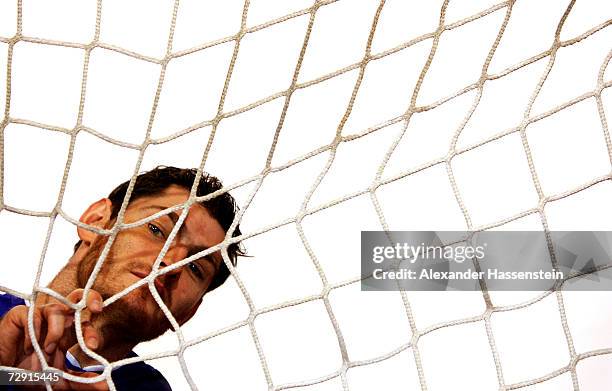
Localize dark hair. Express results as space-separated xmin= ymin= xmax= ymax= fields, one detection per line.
xmin=75 ymin=166 xmax=245 ymax=292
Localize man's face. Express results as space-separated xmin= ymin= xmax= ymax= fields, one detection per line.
xmin=78 ymin=185 xmax=226 ymax=343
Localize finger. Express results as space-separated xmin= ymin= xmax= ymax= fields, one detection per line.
xmin=5 ymin=305 xmax=30 ymax=355
xmin=55 ymin=350 xmax=74 ymax=390
xmin=65 ymin=289 xmax=93 ymax=326
xmin=66 ymin=289 xmax=103 ymax=314
xmin=42 ymin=304 xmax=70 ymax=354
xmin=45 ymin=349 xmax=67 ymax=389
xmin=66 ymin=288 xmax=85 ymax=304
xmin=58 ymin=315 xmax=76 ymax=353
xmin=23 ymin=310 xmax=42 ymax=356
xmin=65 ymin=314 xmax=75 ymax=329
xmin=22 ymin=351 xmax=43 ymax=372
xmin=1 ymin=305 xmax=41 ymax=365
xmin=51 ymin=348 xmax=65 ymax=371
xmin=84 ymin=290 xmax=103 ymax=314
xmin=81 ymin=321 xmax=101 ymax=351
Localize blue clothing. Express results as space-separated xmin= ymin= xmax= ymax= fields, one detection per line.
xmin=0 ymin=294 xmax=25 ymax=318
xmin=0 ymin=293 xmax=171 ymax=391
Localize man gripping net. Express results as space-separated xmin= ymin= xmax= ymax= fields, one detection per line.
xmin=0 ymin=166 xmax=245 ymax=390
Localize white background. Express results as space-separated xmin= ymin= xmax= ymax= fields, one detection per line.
xmin=1 ymin=0 xmax=611 ymax=390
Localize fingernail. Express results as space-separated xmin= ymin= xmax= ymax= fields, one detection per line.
xmin=45 ymin=342 xmax=57 ymax=354
xmin=91 ymin=300 xmax=102 ymax=311
xmin=87 ymin=337 xmax=98 ymax=350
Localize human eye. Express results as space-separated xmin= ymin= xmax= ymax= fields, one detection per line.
xmin=148 ymin=223 xmax=166 ymax=239
xmin=188 ymin=262 xmax=204 ymax=280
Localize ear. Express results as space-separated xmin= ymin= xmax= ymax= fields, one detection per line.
xmin=77 ymin=198 xmax=113 ymax=247
xmin=178 ymin=297 xmax=203 ymax=326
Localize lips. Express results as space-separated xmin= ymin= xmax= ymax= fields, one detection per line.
xmin=131 ymin=269 xmax=149 ymax=279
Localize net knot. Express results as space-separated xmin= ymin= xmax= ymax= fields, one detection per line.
xmin=445 ymin=150 xmax=456 ymax=162
xmin=537 ymin=197 xmax=549 ymax=211
xmin=310 ymin=1 xmax=323 ymax=13
xmin=9 ymin=34 xmax=21 ymax=45
xmin=332 ymin=134 xmax=343 ymax=146
xmin=160 ymin=57 xmax=170 ymax=67
xmin=568 ymin=355 xmax=580 ymax=369
xmin=235 ymin=30 xmax=246 ymax=42
xmin=247 ymin=311 xmax=257 ymax=324
xmin=260 ymin=166 xmax=272 ymax=177
xmin=211 ymin=115 xmax=223 ymax=128
xmin=321 ymin=286 xmax=331 ymax=298
xmin=295 ymin=211 xmax=306 ymax=223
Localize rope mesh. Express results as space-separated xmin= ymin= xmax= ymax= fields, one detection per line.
xmin=0 ymin=0 xmax=611 ymax=390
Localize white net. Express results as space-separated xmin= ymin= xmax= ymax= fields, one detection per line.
xmin=1 ymin=0 xmax=612 ymax=390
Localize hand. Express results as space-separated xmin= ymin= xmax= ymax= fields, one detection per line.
xmin=0 ymin=289 xmax=105 ymax=383
xmin=19 ymin=352 xmax=110 ymax=391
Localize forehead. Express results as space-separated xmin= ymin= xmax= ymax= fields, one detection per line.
xmin=126 ymin=185 xmax=226 ymax=247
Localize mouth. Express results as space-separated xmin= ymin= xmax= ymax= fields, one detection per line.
xmin=131 ymin=270 xmax=149 ymax=279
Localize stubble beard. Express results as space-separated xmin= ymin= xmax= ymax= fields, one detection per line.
xmin=77 ymin=238 xmax=173 ymax=346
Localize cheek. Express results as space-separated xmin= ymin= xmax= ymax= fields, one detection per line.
xmin=171 ymin=277 xmax=203 ymax=314
xmin=114 ymin=231 xmax=164 ymax=260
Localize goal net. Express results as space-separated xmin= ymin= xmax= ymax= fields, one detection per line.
xmin=1 ymin=0 xmax=611 ymax=390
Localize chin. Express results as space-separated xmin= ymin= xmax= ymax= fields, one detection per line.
xmin=101 ymin=291 xmax=172 ymax=344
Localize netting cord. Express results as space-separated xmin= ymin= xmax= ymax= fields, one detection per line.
xmin=1 ymin=0 xmax=611 ymax=390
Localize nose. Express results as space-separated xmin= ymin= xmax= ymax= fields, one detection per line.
xmin=159 ymin=260 xmax=182 ymax=278
xmin=158 ymin=245 xmax=188 ymax=277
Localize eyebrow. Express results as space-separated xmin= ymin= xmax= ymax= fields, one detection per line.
xmin=141 ymin=206 xmax=183 ymax=232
